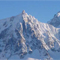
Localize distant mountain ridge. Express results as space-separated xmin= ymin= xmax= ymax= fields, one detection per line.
xmin=0 ymin=11 xmax=60 ymax=60
xmin=48 ymin=11 xmax=60 ymax=28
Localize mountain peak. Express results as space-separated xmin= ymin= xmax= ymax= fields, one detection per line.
xmin=22 ymin=10 xmax=26 ymax=14
xmin=48 ymin=11 xmax=60 ymax=27
xmin=57 ymin=11 xmax=60 ymax=17
xmin=1 ymin=11 xmax=60 ymax=60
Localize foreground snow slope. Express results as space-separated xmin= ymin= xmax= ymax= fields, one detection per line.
xmin=0 ymin=10 xmax=60 ymax=60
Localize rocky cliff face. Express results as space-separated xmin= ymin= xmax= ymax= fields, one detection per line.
xmin=0 ymin=11 xmax=60 ymax=60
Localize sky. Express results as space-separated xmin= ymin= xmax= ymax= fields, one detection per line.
xmin=0 ymin=1 xmax=60 ymax=23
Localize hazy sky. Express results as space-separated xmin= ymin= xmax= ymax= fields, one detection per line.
xmin=0 ymin=1 xmax=60 ymax=23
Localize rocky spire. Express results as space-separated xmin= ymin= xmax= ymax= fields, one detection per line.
xmin=22 ymin=10 xmax=25 ymax=14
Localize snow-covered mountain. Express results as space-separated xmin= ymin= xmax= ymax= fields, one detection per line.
xmin=0 ymin=10 xmax=60 ymax=60
xmin=48 ymin=11 xmax=60 ymax=28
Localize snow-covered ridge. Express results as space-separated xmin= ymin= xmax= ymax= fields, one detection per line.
xmin=0 ymin=10 xmax=60 ymax=60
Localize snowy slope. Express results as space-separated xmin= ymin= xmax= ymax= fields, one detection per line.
xmin=0 ymin=10 xmax=60 ymax=60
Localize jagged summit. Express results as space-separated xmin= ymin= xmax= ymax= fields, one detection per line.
xmin=22 ymin=10 xmax=25 ymax=14
xmin=22 ymin=10 xmax=28 ymax=16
